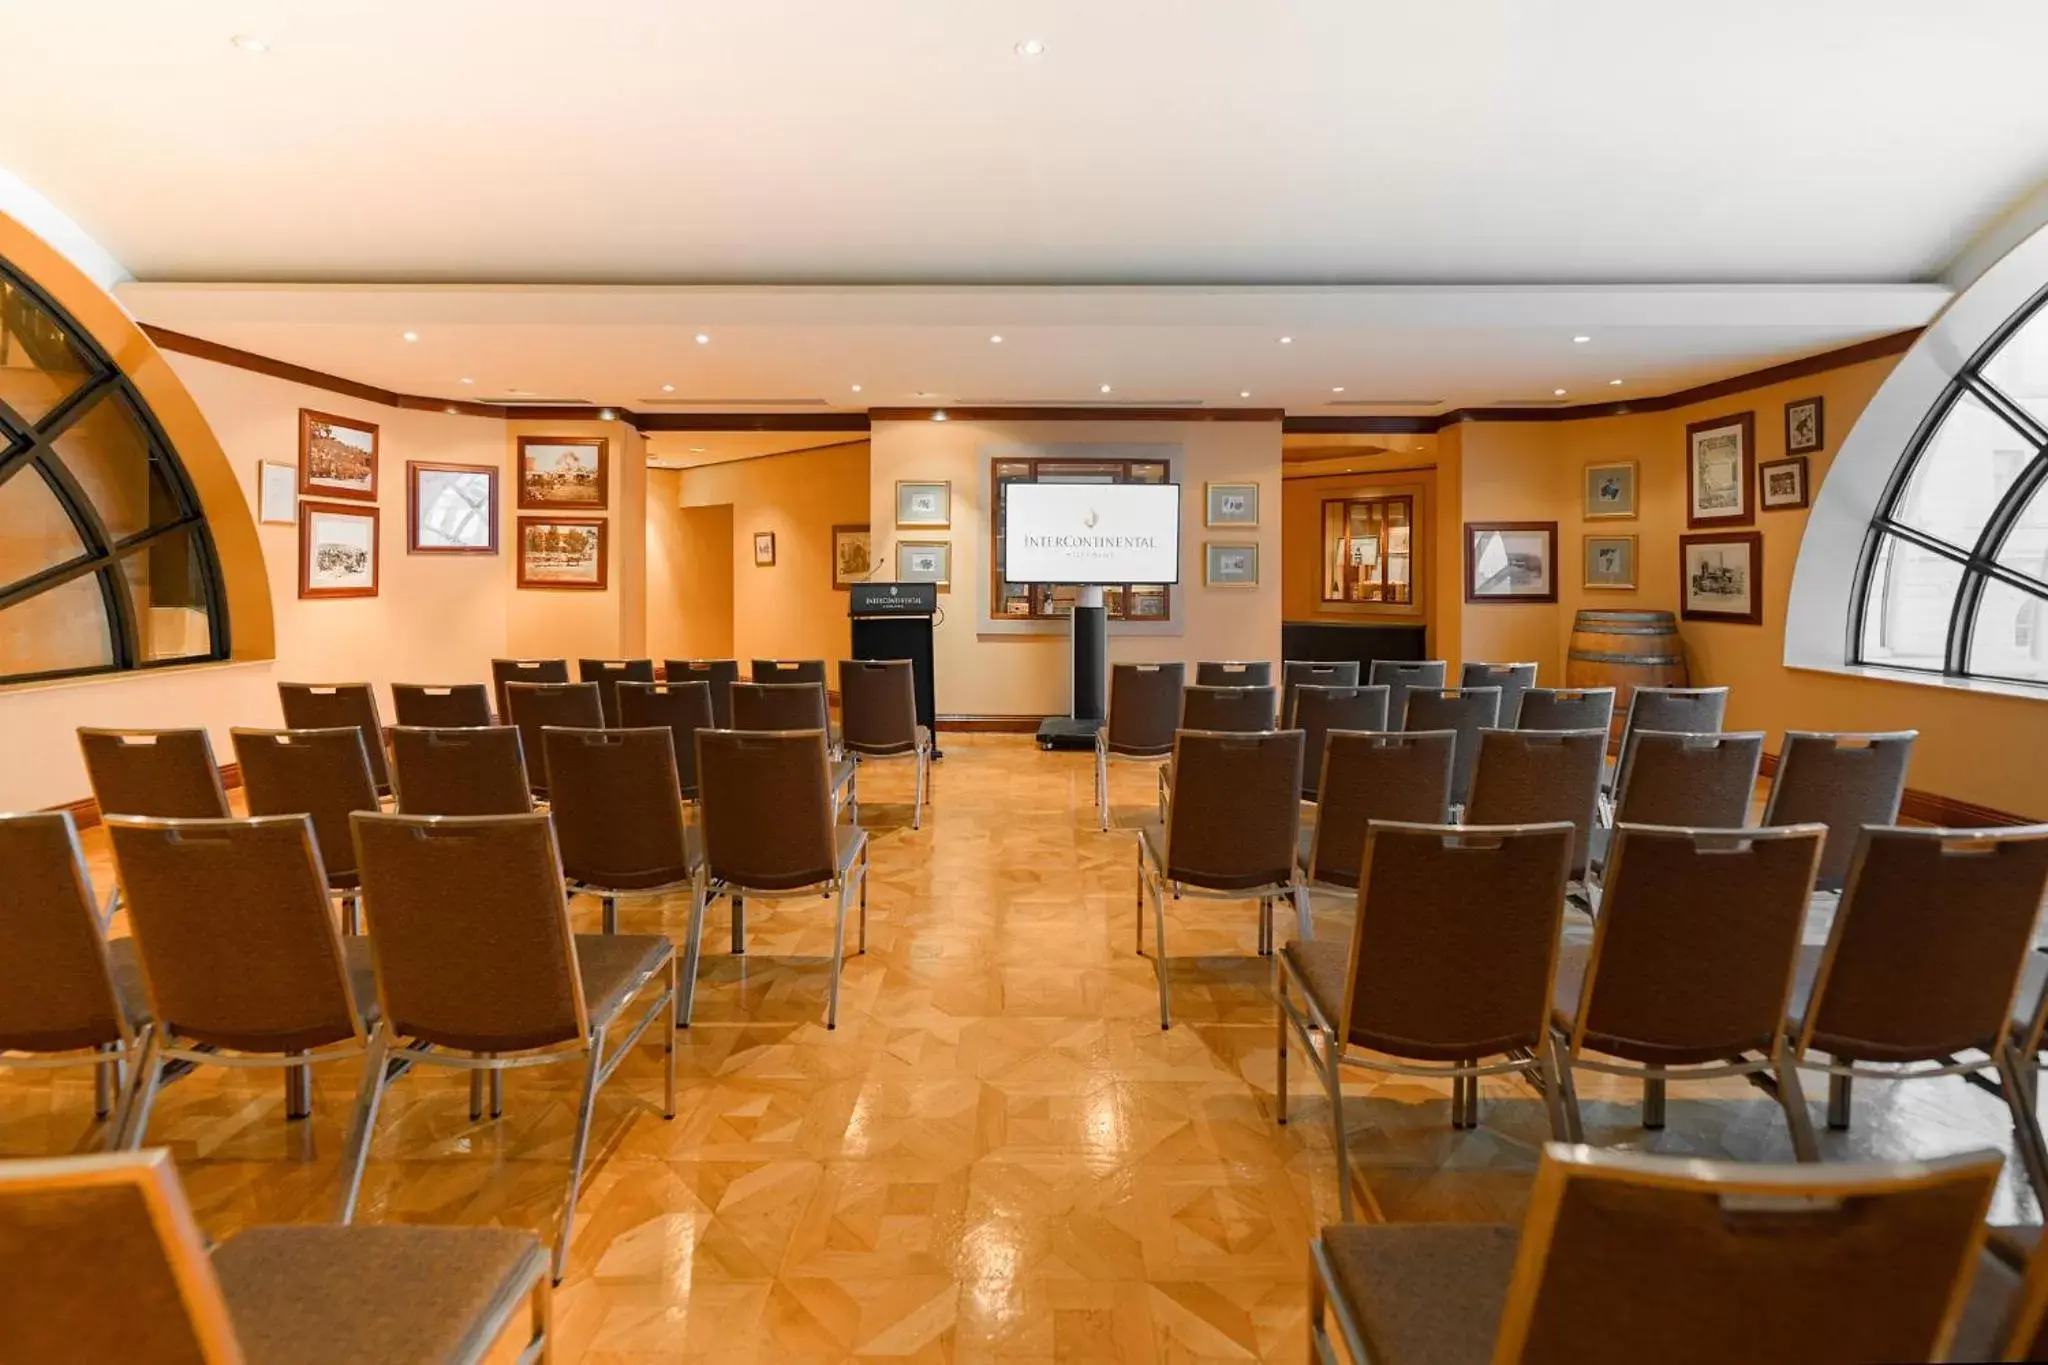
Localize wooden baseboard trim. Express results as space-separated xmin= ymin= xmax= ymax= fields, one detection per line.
xmin=55 ymin=762 xmax=244 ymax=832
xmin=936 ymin=715 xmax=1048 ymax=733
xmin=1756 ymin=751 xmax=2031 ymax=827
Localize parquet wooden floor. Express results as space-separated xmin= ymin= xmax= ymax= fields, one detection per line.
xmin=3 ymin=734 xmax=2039 ymax=1362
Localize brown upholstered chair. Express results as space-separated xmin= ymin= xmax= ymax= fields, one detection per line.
xmin=751 ymin=658 xmax=827 ymax=687
xmin=1095 ymin=662 xmax=1184 ymax=831
xmin=0 ymin=1148 xmax=553 ymax=1365
xmin=1592 ymin=729 xmax=1764 ymax=872
xmin=1608 ymin=684 xmax=1729 ymax=806
xmin=1549 ymin=822 xmax=1826 ymax=1153
xmin=1277 ymin=820 xmax=1575 ymax=1218
xmin=389 ymin=725 xmax=533 ymax=817
xmin=1459 ymin=660 xmax=1538 ymax=727
xmin=504 ymin=681 xmax=603 ymax=799
xmin=1308 ymin=1143 xmax=2001 ymax=1365
xmin=390 ymin=682 xmax=495 ymax=729
xmin=542 ymin=726 xmax=702 ymax=933
xmin=1401 ymin=685 xmax=1501 ymax=811
xmin=730 ymin=681 xmax=856 ymax=814
xmin=665 ymin=658 xmax=739 ymax=728
xmin=1464 ymin=728 xmax=1607 ymax=885
xmin=838 ymin=659 xmax=931 ymax=830
xmin=1517 ymin=685 xmax=1616 ymax=734
xmin=0 ymin=811 xmax=148 ymax=1140
xmin=342 ymin=811 xmax=678 ymax=1283
xmin=1289 ymin=684 xmax=1390 ymax=801
xmin=1177 ymin=684 xmax=1277 ymax=733
xmin=1194 ymin=660 xmax=1273 ymax=687
xmin=1761 ymin=729 xmax=1917 ymax=890
xmin=77 ymin=727 xmax=231 ymax=919
xmin=490 ymin=657 xmax=569 ymax=725
xmin=1299 ymin=729 xmax=1452 ymax=893
xmin=104 ymin=814 xmax=378 ymax=1141
xmin=577 ymin=657 xmax=656 ymax=727
xmin=1367 ymin=658 xmax=1447 ymax=727
xmin=617 ymin=680 xmax=715 ymax=801
xmin=232 ymin=726 xmax=382 ymax=932
xmin=277 ymin=681 xmax=392 ymax=796
xmin=1139 ymin=730 xmax=1304 ymax=1029
xmin=1957 ymin=1224 xmax=2048 ymax=1362
xmin=1280 ymin=660 xmax=1360 ymax=738
xmin=689 ymin=729 xmax=870 ymax=1029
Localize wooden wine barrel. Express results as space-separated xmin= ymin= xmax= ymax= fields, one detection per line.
xmin=1565 ymin=609 xmax=1688 ymax=744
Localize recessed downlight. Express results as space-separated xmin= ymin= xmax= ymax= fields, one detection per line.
xmin=1609 ymin=378 xmax=1624 ymax=386
xmin=1099 ymin=384 xmax=1112 ymax=394
xmin=401 ymin=331 xmax=419 ymax=342
xmin=1573 ymin=335 xmax=1591 ymax=344
xmin=989 ymin=335 xmax=1003 ymax=344
xmin=1331 ymin=386 xmax=1345 ymax=394
xmin=932 ymin=410 xmax=949 ymax=422
xmin=1553 ymin=388 xmax=1568 ymax=396
xmin=694 ymin=333 xmax=710 ymax=345
xmin=458 ymin=377 xmax=474 ymax=385
xmin=1015 ymin=39 xmax=1046 ymax=57
xmin=1279 ymin=336 xmax=1293 ymax=345
xmin=660 ymin=383 xmax=675 ymax=393
xmin=851 ymin=383 xmax=863 ymax=393
xmin=229 ymin=34 xmax=268 ymax=53
xmin=599 ymin=408 xmax=617 ymax=421
xmin=690 ymin=446 xmax=707 ymax=454
xmin=1239 ymin=390 xmax=1251 ymax=399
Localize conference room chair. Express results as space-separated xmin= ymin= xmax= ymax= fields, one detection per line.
xmin=1194 ymin=659 xmax=1273 ymax=687
xmin=1366 ymin=657 xmax=1447 ymax=727
xmin=577 ymin=656 xmax=656 ymax=727
xmin=1307 ymin=1143 xmax=2002 ymax=1365
xmin=341 ymin=810 xmax=677 ymax=1284
xmin=1955 ymin=1224 xmax=2048 ymax=1362
xmin=1517 ymin=684 xmax=1616 ymax=734
xmin=731 ymin=681 xmax=856 ymax=814
xmin=1298 ymin=730 xmax=1453 ymax=896
xmin=277 ymin=681 xmax=392 ymax=797
xmin=1402 ymin=685 xmax=1501 ymax=812
xmin=389 ymin=681 xmax=495 ymax=729
xmin=1177 ymin=683 xmax=1277 ymax=732
xmin=543 ymin=726 xmax=702 ymax=934
xmin=751 ymin=657 xmax=827 ymax=688
xmin=389 ymin=725 xmax=533 ymax=817
xmin=1278 ymin=819 xmax=1575 ymax=1218
xmin=1095 ymin=662 xmax=1183 ymax=831
xmin=232 ymin=726 xmax=381 ymax=933
xmin=77 ymin=726 xmax=232 ymax=921
xmin=617 ymin=679 xmax=715 ymax=803
xmin=1289 ymin=683 xmax=1390 ymax=801
xmin=665 ymin=658 xmax=739 ymax=728
xmin=1139 ymin=729 xmax=1304 ymax=1029
xmin=1548 ymin=822 xmax=1826 ymax=1154
xmin=1591 ymin=729 xmax=1764 ymax=873
xmin=686 ymin=729 xmax=870 ymax=1029
xmin=1459 ymin=659 xmax=1538 ymax=727
xmin=0 ymin=811 xmax=148 ymax=1141
xmin=1761 ymin=729 xmax=1917 ymax=891
xmin=1464 ymin=728 xmax=1607 ymax=887
xmin=105 ymin=814 xmax=378 ymax=1141
xmin=490 ymin=656 xmax=569 ymax=725
xmin=838 ymin=659 xmax=932 ymax=830
xmin=1792 ymin=823 xmax=2048 ymax=1201
xmin=0 ymin=1148 xmax=553 ymax=1365
xmin=1279 ymin=659 xmax=1359 ymax=736
xmin=504 ymin=680 xmax=603 ymax=800
xmin=1607 ymin=684 xmax=1730 ymax=810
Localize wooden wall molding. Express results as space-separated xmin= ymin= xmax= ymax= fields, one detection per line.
xmin=1756 ymin=750 xmax=2033 ymax=828
xmin=55 ymin=762 xmax=244 ymax=831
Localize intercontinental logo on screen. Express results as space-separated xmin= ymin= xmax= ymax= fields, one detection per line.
xmin=1020 ymin=508 xmax=1162 ymax=564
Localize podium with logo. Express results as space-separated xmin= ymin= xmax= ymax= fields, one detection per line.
xmin=848 ymin=581 xmax=941 ymax=758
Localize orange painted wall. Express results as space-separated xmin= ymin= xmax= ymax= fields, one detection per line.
xmin=1280 ymin=464 xmax=1437 ymax=639
xmin=645 ymin=470 xmax=734 ymax=661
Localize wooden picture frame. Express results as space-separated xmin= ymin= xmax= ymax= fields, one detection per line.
xmin=896 ymin=539 xmax=951 ymax=589
xmin=1785 ymin=396 xmax=1825 ymax=455
xmin=1581 ymin=461 xmax=1638 ymax=520
xmin=406 ymin=461 xmax=499 ymax=554
xmin=297 ymin=409 xmax=378 ymax=502
xmin=1204 ymin=482 xmax=1261 ymax=529
xmin=831 ymin=523 xmax=872 ymax=589
xmin=1685 ymin=411 xmax=1756 ymax=530
xmin=516 ymin=436 xmax=609 ymax=511
xmin=1582 ymin=534 xmax=1638 ymax=591
xmin=297 ymin=500 xmax=379 ymax=599
xmin=1679 ymin=531 xmax=1764 ymax=625
xmin=517 ymin=516 xmax=608 ymax=590
xmin=1759 ymin=456 xmax=1811 ymax=511
xmin=753 ymin=531 xmax=777 ymax=566
xmin=1202 ymin=541 xmax=1260 ymax=587
xmin=1464 ymin=521 xmax=1558 ymax=603
xmin=894 ymin=481 xmax=951 ymax=529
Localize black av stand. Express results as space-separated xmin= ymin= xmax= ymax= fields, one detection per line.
xmin=1036 ymin=586 xmax=1108 ymax=750
xmin=848 ymin=581 xmax=942 ymax=759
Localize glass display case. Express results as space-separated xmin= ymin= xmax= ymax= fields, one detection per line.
xmin=1321 ymin=494 xmax=1414 ymax=606
xmin=991 ymin=457 xmax=1172 ymax=621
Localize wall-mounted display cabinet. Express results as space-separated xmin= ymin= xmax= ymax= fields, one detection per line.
xmin=1321 ymin=493 xmax=1414 ymax=607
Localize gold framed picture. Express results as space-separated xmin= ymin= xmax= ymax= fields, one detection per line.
xmin=1582 ymin=534 xmax=1637 ymax=590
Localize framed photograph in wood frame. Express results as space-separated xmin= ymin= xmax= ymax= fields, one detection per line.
xmin=1784 ymin=395 xmax=1824 ymax=455
xmin=831 ymin=523 xmax=872 ymax=589
xmin=516 ymin=436 xmax=609 ymax=511
xmin=298 ymin=500 xmax=380 ymax=599
xmin=1759 ymin=456 xmax=1811 ymax=511
xmin=894 ymin=481 xmax=951 ymax=529
xmin=1685 ymin=411 xmax=1755 ymax=530
xmin=1581 ymin=461 xmax=1638 ymax=520
xmin=297 ymin=409 xmax=378 ymax=502
xmin=753 ymin=531 xmax=776 ymax=566
xmin=407 ymin=461 xmax=499 ymax=554
xmin=516 ymin=516 xmax=608 ymax=590
xmin=1464 ymin=521 xmax=1558 ymax=603
xmin=1679 ymin=531 xmax=1764 ymax=625
xmin=1582 ymin=534 xmax=1638 ymax=591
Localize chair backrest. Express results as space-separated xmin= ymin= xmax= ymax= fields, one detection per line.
xmin=1762 ymin=730 xmax=1917 ymax=890
xmin=490 ymin=657 xmax=569 ymax=725
xmin=576 ymin=657 xmax=656 ymax=727
xmin=1459 ymin=661 xmax=1538 ymax=727
xmin=1342 ymin=820 xmax=1573 ymax=1058
xmin=1567 ymin=824 xmax=1825 ymax=1063
xmin=839 ymin=659 xmax=920 ymax=755
xmin=695 ymin=729 xmax=838 ymax=891
xmin=1492 ymin=1144 xmax=2000 ymax=1365
xmin=664 ymin=659 xmax=739 ymax=728
xmin=351 ymin=812 xmax=588 ymax=1053
xmin=1995 ymin=1229 xmax=2048 ymax=1362
xmin=1401 ymin=686 xmax=1501 ymax=808
xmin=1290 ymin=685 xmax=1391 ymax=801
xmin=1614 ymin=730 xmax=1764 ymax=830
xmin=390 ymin=682 xmax=494 ymax=729
xmin=1307 ymin=731 xmax=1453 ymax=888
xmin=105 ymin=814 xmax=363 ymax=1053
xmin=504 ymin=682 xmax=604 ymax=797
xmin=1517 ymin=686 xmax=1616 ymax=734
xmin=1366 ymin=658 xmax=1448 ymax=726
xmin=731 ymin=681 xmax=830 ymax=734
xmin=1194 ymin=660 xmax=1273 ymax=688
xmin=542 ymin=727 xmax=694 ymax=891
xmin=1161 ymin=730 xmax=1303 ymax=890
xmin=616 ymin=680 xmax=714 ymax=798
xmin=0 ymin=812 xmax=129 ymax=1055
xmin=1464 ymin=729 xmax=1607 ymax=881
xmin=0 ymin=1150 xmax=244 ymax=1363
xmin=389 ymin=726 xmax=532 ymax=817
xmin=751 ymin=658 xmax=827 ymax=688
xmin=1104 ymin=663 xmax=1185 ymax=756
xmin=1613 ymin=685 xmax=1729 ymax=799
xmin=1178 ymin=684 xmax=1278 ymax=734
xmin=1280 ymin=660 xmax=1361 ymax=736
xmin=77 ymin=728 xmax=231 ymax=820
xmin=276 ymin=682 xmax=391 ymax=795
xmin=1801 ymin=824 xmax=2048 ymax=1063
xmin=230 ymin=727 xmax=380 ymax=885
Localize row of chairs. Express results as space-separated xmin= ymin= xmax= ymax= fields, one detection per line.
xmin=487 ymin=655 xmax=834 ymax=730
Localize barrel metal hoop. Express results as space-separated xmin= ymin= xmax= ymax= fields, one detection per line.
xmin=1566 ymin=649 xmax=1687 ymax=666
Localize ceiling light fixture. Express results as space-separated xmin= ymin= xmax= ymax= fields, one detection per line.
xmin=1099 ymin=384 xmax=1112 ymax=394
xmin=1554 ymin=388 xmax=1568 ymax=396
xmin=599 ymin=408 xmax=617 ymax=421
xmin=851 ymin=383 xmax=863 ymax=393
xmin=660 ymin=383 xmax=675 ymax=393
xmin=229 ymin=34 xmax=268 ymax=53
xmin=401 ymin=331 xmax=419 ymax=342
xmin=1239 ymin=390 xmax=1251 ymax=399
xmin=932 ymin=409 xmax=949 ymax=422
xmin=990 ymin=335 xmax=1003 ymax=344
xmin=694 ymin=333 xmax=710 ymax=345
xmin=1331 ymin=386 xmax=1345 ymax=393
xmin=1573 ymin=335 xmax=1591 ymax=344
xmin=1279 ymin=336 xmax=1293 ymax=345
xmin=458 ymin=377 xmax=473 ymax=385
xmin=690 ymin=446 xmax=707 ymax=454
xmin=1609 ymin=378 xmax=1624 ymax=386
xmin=1015 ymin=39 xmax=1046 ymax=57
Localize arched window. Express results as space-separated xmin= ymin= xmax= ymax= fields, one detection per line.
xmin=0 ymin=252 xmax=228 ymax=682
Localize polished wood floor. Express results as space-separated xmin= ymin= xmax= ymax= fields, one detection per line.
xmin=4 ymin=734 xmax=2040 ymax=1362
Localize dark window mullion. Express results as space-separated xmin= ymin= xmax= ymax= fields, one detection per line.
xmin=0 ymin=551 xmax=109 ymax=610
xmin=1960 ymin=373 xmax=2048 ymax=453
xmin=1949 ymin=572 xmax=1987 ymax=677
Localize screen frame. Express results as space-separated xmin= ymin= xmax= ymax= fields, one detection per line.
xmin=999 ymin=479 xmax=1184 ymax=586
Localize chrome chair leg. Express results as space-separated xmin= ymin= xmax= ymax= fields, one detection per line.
xmin=856 ymin=857 xmax=870 ymax=954
xmin=120 ymin=1030 xmax=166 ymax=1151
xmin=1292 ymin=883 xmax=1312 ymax=944
xmin=827 ymin=885 xmax=850 ymax=1030
xmin=1151 ymin=878 xmax=1172 ymax=1030
xmin=1323 ymin=1041 xmax=1353 ymax=1222
xmin=1275 ymin=976 xmax=1290 ymax=1124
xmin=2001 ymin=1042 xmax=2048 ymax=1208
xmin=680 ymin=879 xmax=711 ymax=1027
xmin=664 ymin=957 xmax=679 ymax=1120
xmin=1537 ymin=1042 xmax=1572 ymax=1142
xmin=488 ymin=1060 xmax=504 ymax=1118
xmin=553 ymin=1034 xmax=606 ymax=1284
xmin=1547 ymin=1032 xmax=1586 ymax=1144
xmin=336 ymin=1031 xmax=392 ymax=1223
xmin=601 ymin=895 xmax=617 ymax=935
xmin=93 ymin=1044 xmax=118 ymax=1120
xmin=1775 ymin=1048 xmax=1820 ymax=1162
xmin=469 ymin=1070 xmax=486 ymax=1121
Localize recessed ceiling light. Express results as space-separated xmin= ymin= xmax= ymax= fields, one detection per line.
xmin=401 ymin=331 xmax=419 ymax=342
xmin=1332 ymin=386 xmax=1345 ymax=393
xmin=851 ymin=383 xmax=863 ymax=393
xmin=660 ymin=383 xmax=675 ymax=393
xmin=1279 ymin=336 xmax=1293 ymax=345
xmin=1015 ymin=39 xmax=1046 ymax=57
xmin=458 ymin=377 xmax=473 ymax=385
xmin=914 ymin=391 xmax=934 ymax=399
xmin=932 ymin=410 xmax=949 ymax=422
xmin=229 ymin=34 xmax=268 ymax=53
xmin=599 ymin=408 xmax=617 ymax=421
xmin=1099 ymin=384 xmax=1112 ymax=394
xmin=690 ymin=446 xmax=706 ymax=453
xmin=1609 ymin=378 xmax=1624 ymax=386
xmin=990 ymin=335 xmax=1003 ymax=344
xmin=1239 ymin=390 xmax=1251 ymax=399
xmin=1554 ymin=388 xmax=1568 ymax=396
xmin=1573 ymin=335 xmax=1591 ymax=344
xmin=443 ymin=405 xmax=457 ymax=414
xmin=694 ymin=333 xmax=710 ymax=345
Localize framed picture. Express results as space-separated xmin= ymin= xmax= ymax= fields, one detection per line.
xmin=1685 ymin=411 xmax=1755 ymax=529
xmin=895 ymin=480 xmax=951 ymax=528
xmin=1203 ymin=542 xmax=1260 ymax=587
xmin=297 ymin=409 xmax=378 ymax=501
xmin=896 ymin=539 xmax=951 ymax=588
xmin=1680 ymin=531 xmax=1763 ymax=625
xmin=753 ymin=531 xmax=776 ymax=566
xmin=517 ymin=516 xmax=607 ymax=590
xmin=517 ymin=437 xmax=608 ymax=511
xmin=1785 ymin=396 xmax=1824 ymax=455
xmin=1582 ymin=461 xmax=1637 ymax=520
xmin=297 ymin=500 xmax=379 ymax=599
xmin=1464 ymin=521 xmax=1558 ymax=603
xmin=1204 ymin=482 xmax=1260 ymax=529
xmin=1759 ymin=456 xmax=1811 ymax=511
xmin=1582 ymin=534 xmax=1638 ymax=591
xmin=407 ymin=461 xmax=498 ymax=554
xmin=832 ymin=523 xmax=872 ymax=589
xmin=258 ymin=461 xmax=296 ymax=524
